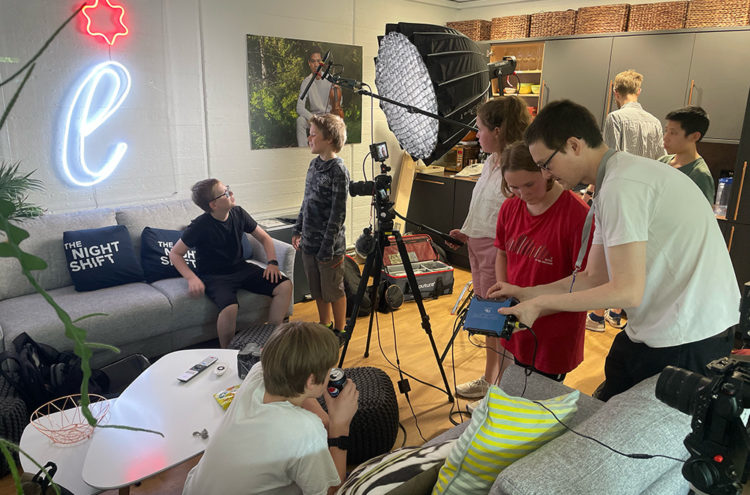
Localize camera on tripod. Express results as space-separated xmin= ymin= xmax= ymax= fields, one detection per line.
xmin=656 ymin=354 xmax=750 ymax=495
xmin=349 ymin=142 xmax=391 ymax=200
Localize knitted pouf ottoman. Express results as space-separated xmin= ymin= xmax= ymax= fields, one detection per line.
xmin=325 ymin=366 xmax=399 ymax=465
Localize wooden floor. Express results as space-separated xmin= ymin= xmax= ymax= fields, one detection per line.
xmin=0 ymin=267 xmax=620 ymax=494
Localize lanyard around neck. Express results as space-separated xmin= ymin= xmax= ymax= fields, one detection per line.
xmin=570 ymin=148 xmax=617 ymax=291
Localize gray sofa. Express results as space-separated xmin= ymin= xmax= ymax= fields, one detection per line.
xmin=0 ymin=199 xmax=295 ymax=367
xmin=428 ymin=365 xmax=692 ymax=495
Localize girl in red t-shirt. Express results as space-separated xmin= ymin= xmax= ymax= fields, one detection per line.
xmin=490 ymin=142 xmax=592 ymax=383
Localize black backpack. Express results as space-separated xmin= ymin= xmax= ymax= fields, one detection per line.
xmin=0 ymin=333 xmax=109 ymax=413
xmin=343 ymin=255 xmax=372 ymax=317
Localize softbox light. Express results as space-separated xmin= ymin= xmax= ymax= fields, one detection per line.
xmin=374 ymin=23 xmax=490 ymax=165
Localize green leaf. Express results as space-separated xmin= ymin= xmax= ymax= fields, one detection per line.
xmin=0 ymin=199 xmax=15 ymax=217
xmin=73 ymin=313 xmax=108 ymax=323
xmin=84 ymin=342 xmax=121 ymax=353
xmin=0 ymin=243 xmax=15 ymax=257
xmin=19 ymin=252 xmax=47 ymax=270
xmin=5 ymin=222 xmax=30 ymax=245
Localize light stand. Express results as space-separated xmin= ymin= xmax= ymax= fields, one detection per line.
xmin=332 ymin=24 xmax=518 ymax=401
xmin=341 ymin=158 xmax=455 ymax=403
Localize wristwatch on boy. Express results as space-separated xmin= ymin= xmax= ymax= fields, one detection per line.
xmin=267 ymin=259 xmax=279 ymax=266
xmin=328 ymin=435 xmax=350 ymax=450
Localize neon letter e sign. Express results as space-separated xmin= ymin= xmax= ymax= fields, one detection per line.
xmin=61 ymin=61 xmax=131 ymax=186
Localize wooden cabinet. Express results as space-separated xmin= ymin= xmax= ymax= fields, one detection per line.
xmin=540 ymin=37 xmax=613 ymax=127
xmin=405 ymin=173 xmax=477 ymax=269
xmin=688 ymin=32 xmax=750 ymax=142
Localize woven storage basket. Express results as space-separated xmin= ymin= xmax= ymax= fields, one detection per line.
xmin=628 ymin=1 xmax=688 ymax=31
xmin=447 ymin=19 xmax=492 ymax=41
xmin=576 ymin=4 xmax=631 ymax=34
xmin=686 ymin=0 xmax=750 ymax=27
xmin=491 ymin=15 xmax=531 ymax=39
xmin=530 ymin=10 xmax=577 ymax=37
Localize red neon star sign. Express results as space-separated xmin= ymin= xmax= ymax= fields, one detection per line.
xmin=81 ymin=0 xmax=129 ymax=46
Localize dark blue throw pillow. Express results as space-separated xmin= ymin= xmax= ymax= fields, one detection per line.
xmin=63 ymin=225 xmax=144 ymax=292
xmin=140 ymin=227 xmax=197 ymax=283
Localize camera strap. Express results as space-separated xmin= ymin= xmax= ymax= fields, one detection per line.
xmin=570 ymin=148 xmax=617 ymax=292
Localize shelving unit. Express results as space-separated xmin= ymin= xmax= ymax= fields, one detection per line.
xmin=489 ymin=42 xmax=544 ymax=116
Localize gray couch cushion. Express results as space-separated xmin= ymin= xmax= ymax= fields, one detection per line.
xmin=0 ymin=283 xmax=173 ymax=354
xmin=150 ymin=277 xmax=218 ymax=328
xmin=0 ymin=209 xmax=116 ymax=299
xmin=492 ymin=374 xmax=691 ymax=495
xmin=115 ymin=199 xmax=202 ymax=257
xmin=149 ymin=276 xmax=273 ymax=330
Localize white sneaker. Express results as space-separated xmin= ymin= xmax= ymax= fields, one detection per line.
xmin=585 ymin=313 xmax=605 ymax=332
xmin=455 ymin=376 xmax=489 ymax=398
xmin=466 ymin=399 xmax=482 ymax=414
xmin=605 ymin=309 xmax=626 ymax=329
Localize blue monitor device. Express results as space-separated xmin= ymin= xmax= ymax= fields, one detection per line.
xmin=464 ymin=297 xmax=515 ymax=338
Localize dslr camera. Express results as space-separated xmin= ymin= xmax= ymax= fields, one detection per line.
xmin=349 ymin=142 xmax=391 ymax=199
xmin=656 ymin=354 xmax=750 ymax=495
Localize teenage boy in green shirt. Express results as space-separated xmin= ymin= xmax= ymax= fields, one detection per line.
xmin=659 ymin=106 xmax=715 ymax=204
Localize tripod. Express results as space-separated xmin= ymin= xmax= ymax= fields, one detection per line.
xmin=340 ymin=167 xmax=454 ymax=402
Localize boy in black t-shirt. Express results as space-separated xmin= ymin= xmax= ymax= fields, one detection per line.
xmin=170 ymin=179 xmax=293 ymax=347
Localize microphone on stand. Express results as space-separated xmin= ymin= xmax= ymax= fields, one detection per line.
xmin=299 ymin=50 xmax=330 ymax=101
xmin=327 ymin=74 xmax=364 ymax=91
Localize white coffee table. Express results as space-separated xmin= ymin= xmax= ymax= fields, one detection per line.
xmin=82 ymin=349 xmax=240 ymax=493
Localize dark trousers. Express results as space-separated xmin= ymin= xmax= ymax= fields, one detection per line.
xmin=514 ymin=357 xmax=566 ymax=382
xmin=594 ymin=329 xmax=732 ymax=401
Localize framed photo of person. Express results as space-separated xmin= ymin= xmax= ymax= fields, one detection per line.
xmin=247 ymin=35 xmax=363 ymax=149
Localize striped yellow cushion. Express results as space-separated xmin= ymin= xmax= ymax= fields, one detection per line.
xmin=432 ymin=386 xmax=579 ymax=495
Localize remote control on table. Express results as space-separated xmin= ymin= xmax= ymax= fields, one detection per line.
xmin=178 ymin=355 xmax=218 ymax=382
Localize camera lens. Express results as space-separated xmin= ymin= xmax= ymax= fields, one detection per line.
xmin=349 ymin=180 xmax=375 ymax=197
xmin=656 ymin=365 xmax=711 ymax=415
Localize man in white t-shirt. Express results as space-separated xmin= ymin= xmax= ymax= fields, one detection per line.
xmin=297 ymin=47 xmax=334 ymax=147
xmin=489 ymin=99 xmax=740 ymax=401
xmin=182 ymin=322 xmax=359 ymax=495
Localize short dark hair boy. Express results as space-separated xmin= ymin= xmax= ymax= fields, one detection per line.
xmin=659 ymin=106 xmax=714 ymax=203
xmin=524 ymin=99 xmax=604 ymax=152
xmin=664 ymin=106 xmax=710 ymax=142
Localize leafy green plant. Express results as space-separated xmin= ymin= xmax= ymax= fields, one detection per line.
xmin=0 ymin=4 xmax=162 ymax=494
xmin=0 ymin=162 xmax=44 ymax=220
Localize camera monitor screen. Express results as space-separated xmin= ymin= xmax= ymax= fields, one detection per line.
xmin=370 ymin=142 xmax=389 ymax=162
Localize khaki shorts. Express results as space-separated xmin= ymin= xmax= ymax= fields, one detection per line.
xmin=301 ymin=253 xmax=346 ymax=302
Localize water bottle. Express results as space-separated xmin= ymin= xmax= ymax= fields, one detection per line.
xmin=713 ymin=177 xmax=733 ymax=217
